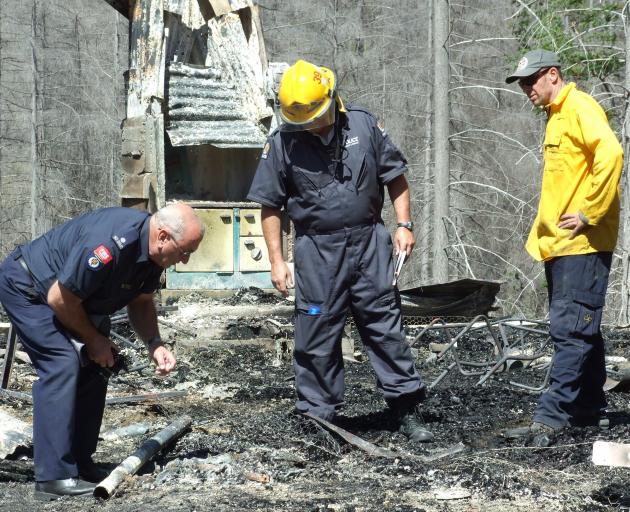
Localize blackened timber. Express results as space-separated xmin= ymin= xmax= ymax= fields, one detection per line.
xmin=105 ymin=390 xmax=187 ymax=405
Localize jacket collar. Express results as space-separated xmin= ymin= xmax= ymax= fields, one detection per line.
xmin=136 ymin=215 xmax=151 ymax=263
xmin=547 ymin=82 xmax=575 ymax=113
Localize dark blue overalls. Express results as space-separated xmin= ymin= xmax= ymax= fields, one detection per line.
xmin=0 ymin=208 xmax=162 ymax=482
xmin=534 ymin=252 xmax=612 ymax=428
xmin=248 ymin=104 xmax=425 ymax=420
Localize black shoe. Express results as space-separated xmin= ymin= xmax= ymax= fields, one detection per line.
xmin=77 ymin=460 xmax=110 ymax=483
xmin=396 ymin=406 xmax=434 ymax=443
xmin=34 ymin=478 xmax=95 ymax=501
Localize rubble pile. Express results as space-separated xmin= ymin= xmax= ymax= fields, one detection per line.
xmin=0 ymin=295 xmax=629 ymax=511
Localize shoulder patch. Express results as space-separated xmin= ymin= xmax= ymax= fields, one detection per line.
xmin=94 ymin=245 xmax=113 ymax=265
xmin=87 ymin=255 xmax=102 ymax=271
xmin=261 ymin=141 xmax=270 ymax=160
xmin=112 ymin=235 xmax=126 ymax=249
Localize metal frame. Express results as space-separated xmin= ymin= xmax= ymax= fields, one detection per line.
xmin=410 ymin=316 xmax=553 ymax=390
xmin=1 ymin=324 xmax=18 ymax=390
xmin=0 ymin=306 xmax=179 ymax=401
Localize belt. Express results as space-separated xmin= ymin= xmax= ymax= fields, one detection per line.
xmin=294 ymin=220 xmax=381 ymax=236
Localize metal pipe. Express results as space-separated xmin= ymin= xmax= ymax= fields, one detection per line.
xmin=94 ymin=415 xmax=192 ymax=499
xmin=509 ymin=361 xmax=553 ymax=392
xmin=109 ymin=330 xmax=138 ymax=349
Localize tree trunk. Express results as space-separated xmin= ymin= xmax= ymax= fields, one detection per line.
xmin=619 ymin=1 xmax=630 ymax=325
xmin=432 ymin=0 xmax=450 ymax=283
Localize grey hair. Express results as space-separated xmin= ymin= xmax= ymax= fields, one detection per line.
xmin=153 ymin=204 xmax=187 ymax=241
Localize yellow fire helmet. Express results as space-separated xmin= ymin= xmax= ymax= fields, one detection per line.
xmin=277 ymin=59 xmax=346 ymax=131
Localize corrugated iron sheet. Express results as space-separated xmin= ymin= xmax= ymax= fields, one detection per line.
xmin=166 ymin=63 xmax=268 ymax=147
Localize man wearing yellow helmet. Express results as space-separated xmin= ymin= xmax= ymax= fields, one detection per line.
xmin=247 ymin=60 xmax=432 ymax=443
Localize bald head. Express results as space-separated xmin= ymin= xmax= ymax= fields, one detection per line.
xmin=149 ymin=203 xmax=205 ymax=268
xmin=153 ymin=203 xmax=205 ymax=241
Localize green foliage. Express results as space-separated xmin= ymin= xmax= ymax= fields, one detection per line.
xmin=512 ymin=0 xmax=624 ymax=81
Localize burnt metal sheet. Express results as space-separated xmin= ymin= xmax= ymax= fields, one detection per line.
xmin=206 ymin=11 xmax=269 ymax=122
xmin=166 ymin=62 xmax=268 ymax=147
xmin=128 ymin=0 xmax=165 ymax=116
xmin=175 ymin=209 xmax=234 ymax=272
xmin=239 ymin=208 xmax=263 ymax=237
xmin=239 ymin=236 xmax=270 ymax=272
xmin=400 ymin=278 xmax=502 ymax=318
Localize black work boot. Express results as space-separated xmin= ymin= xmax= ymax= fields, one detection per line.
xmin=393 ymin=403 xmax=434 ymax=443
xmin=34 ymin=478 xmax=95 ymax=501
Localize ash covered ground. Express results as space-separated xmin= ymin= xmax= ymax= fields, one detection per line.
xmin=1 ymin=288 xmax=630 ymax=512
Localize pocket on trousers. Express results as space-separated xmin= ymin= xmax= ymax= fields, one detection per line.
xmin=570 ymin=291 xmax=604 ymax=338
xmin=294 ymin=236 xmax=334 ymax=314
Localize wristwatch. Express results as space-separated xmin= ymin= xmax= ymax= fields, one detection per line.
xmin=397 ymin=221 xmax=414 ymax=232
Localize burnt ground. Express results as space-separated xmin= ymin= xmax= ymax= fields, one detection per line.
xmin=1 ymin=291 xmax=630 ymax=511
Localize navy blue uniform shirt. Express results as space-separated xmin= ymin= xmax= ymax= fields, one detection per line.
xmin=19 ymin=207 xmax=162 ymax=315
xmin=247 ymin=104 xmax=408 ymax=233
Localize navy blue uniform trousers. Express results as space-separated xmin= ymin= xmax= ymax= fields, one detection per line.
xmin=534 ymin=252 xmax=611 ymax=428
xmin=0 ymin=251 xmax=107 ymax=482
xmin=293 ymin=223 xmax=423 ymax=420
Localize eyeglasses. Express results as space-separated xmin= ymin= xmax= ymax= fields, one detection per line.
xmin=518 ymin=68 xmax=549 ymax=87
xmin=169 ymin=234 xmax=193 ymax=257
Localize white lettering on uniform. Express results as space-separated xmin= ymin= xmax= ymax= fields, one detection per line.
xmin=345 ymin=136 xmax=359 ymax=147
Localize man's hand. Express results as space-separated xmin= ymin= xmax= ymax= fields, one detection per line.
xmin=85 ymin=334 xmax=119 ymax=368
xmin=150 ymin=344 xmax=176 ymax=376
xmin=270 ymin=260 xmax=294 ymax=297
xmin=558 ymin=213 xmax=587 ymax=240
xmin=394 ymin=226 xmax=415 ymax=256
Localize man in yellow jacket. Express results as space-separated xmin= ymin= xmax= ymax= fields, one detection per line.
xmin=504 ymin=49 xmax=623 ymax=446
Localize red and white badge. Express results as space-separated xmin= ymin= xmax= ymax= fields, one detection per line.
xmin=94 ymin=245 xmax=113 ymax=265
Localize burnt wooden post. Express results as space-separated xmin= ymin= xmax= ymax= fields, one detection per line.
xmin=121 ymin=0 xmax=166 ymax=211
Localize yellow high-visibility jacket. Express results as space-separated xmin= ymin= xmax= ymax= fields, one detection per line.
xmin=526 ymin=82 xmax=623 ymax=261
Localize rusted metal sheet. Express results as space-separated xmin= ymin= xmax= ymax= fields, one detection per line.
xmin=166 ymin=62 xmax=268 ymax=147
xmin=206 ymin=10 xmax=269 ymax=121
